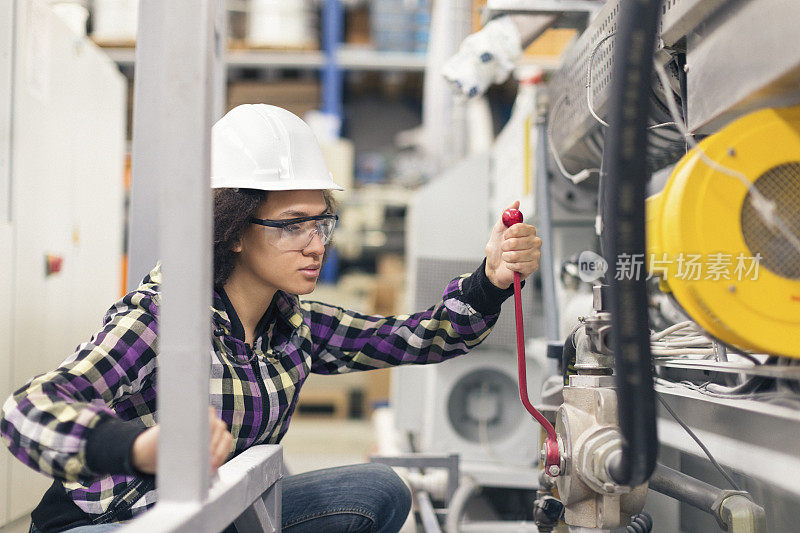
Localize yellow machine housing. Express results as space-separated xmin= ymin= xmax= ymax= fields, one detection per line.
xmin=646 ymin=106 xmax=800 ymax=358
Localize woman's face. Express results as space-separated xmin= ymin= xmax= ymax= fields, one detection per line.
xmin=234 ymin=189 xmax=329 ymax=295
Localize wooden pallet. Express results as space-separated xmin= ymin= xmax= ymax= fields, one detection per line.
xmin=91 ymin=37 xmax=136 ymax=49
xmin=295 ymin=389 xmax=350 ymax=419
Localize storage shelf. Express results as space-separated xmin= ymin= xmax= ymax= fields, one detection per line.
xmin=228 ymin=49 xmax=326 ymax=68
xmin=103 ymin=47 xmax=427 ymax=72
xmin=486 ymin=0 xmax=603 ymax=13
xmin=336 ymin=49 xmax=426 ymax=71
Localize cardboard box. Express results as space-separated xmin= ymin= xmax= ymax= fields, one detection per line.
xmin=227 ymin=80 xmax=321 ymax=118
xmin=346 ymin=6 xmax=371 ymax=45
xmin=524 ymin=28 xmax=578 ymax=58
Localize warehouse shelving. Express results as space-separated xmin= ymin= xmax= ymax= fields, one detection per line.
xmin=103 ymin=47 xmax=428 ymax=71
xmin=105 ymin=46 xmax=560 ymax=72
xmin=486 ymin=0 xmax=603 ymax=14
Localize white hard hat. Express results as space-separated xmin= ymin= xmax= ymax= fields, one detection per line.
xmin=211 ymin=104 xmax=344 ymax=191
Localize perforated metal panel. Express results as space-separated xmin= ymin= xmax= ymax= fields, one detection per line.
xmin=414 ymin=257 xmax=543 ymax=350
xmin=741 ymin=162 xmax=800 ymax=280
xmin=546 ymin=0 xmax=685 ymax=177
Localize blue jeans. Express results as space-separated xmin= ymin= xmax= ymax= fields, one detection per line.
xmin=32 ymin=463 xmax=411 ymax=533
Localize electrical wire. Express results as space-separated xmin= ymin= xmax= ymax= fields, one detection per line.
xmin=656 ymin=394 xmax=742 ymax=491
xmin=585 ymin=32 xmax=616 ymax=128
xmin=656 ymin=378 xmax=800 ymax=407
xmin=654 ymin=295 xmax=766 ymax=365
xmin=776 ymin=358 xmax=800 ymax=394
xmin=648 ymin=122 xmax=677 ymax=130
xmin=651 ymin=321 xmax=692 ymax=340
xmin=585 ymin=32 xmax=677 ymax=132
xmin=548 ymin=94 xmax=601 ymax=183
xmin=709 ymin=336 xmax=764 ymax=366
xmin=726 ymin=350 xmax=763 ymax=366
xmin=652 ymin=60 xmax=800 ymax=258
xmin=649 ymin=321 xmax=719 ymax=357
xmin=652 ymin=348 xmax=715 ymax=357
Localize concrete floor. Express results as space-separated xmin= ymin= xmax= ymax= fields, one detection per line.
xmin=282 ymin=418 xmax=377 ymax=474
xmin=0 ymin=516 xmax=27 ymax=533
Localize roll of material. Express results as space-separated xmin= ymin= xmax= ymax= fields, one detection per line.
xmin=246 ymin=0 xmax=316 ymax=48
xmin=91 ymin=0 xmax=138 ymax=43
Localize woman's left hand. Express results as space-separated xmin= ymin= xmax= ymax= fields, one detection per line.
xmin=484 ymin=200 xmax=543 ymax=289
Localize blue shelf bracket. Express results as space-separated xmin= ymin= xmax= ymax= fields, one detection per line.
xmin=322 ymin=0 xmax=344 ymax=132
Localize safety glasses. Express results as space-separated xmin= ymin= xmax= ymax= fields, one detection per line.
xmin=250 ymin=214 xmax=338 ymax=251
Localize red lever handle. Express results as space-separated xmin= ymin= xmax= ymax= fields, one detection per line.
xmin=502 ymin=209 xmax=562 ymax=476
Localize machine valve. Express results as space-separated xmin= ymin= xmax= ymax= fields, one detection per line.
xmin=504 ymin=208 xmax=562 ymax=476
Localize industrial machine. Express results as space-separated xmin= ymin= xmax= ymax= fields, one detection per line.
xmin=396 ymin=0 xmax=800 ymax=531
xmin=538 ymin=0 xmax=800 ymax=531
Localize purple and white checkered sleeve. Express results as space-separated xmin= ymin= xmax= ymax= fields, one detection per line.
xmin=305 ymin=260 xmax=515 ymax=374
xmin=0 ymin=291 xmax=159 ymax=483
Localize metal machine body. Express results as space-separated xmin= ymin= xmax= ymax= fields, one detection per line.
xmin=546 ymin=0 xmax=800 ymax=178
xmin=535 ymin=0 xmax=800 ymax=531
xmin=554 ymin=287 xmax=648 ymax=529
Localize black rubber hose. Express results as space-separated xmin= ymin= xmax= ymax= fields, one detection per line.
xmin=562 ymin=328 xmax=577 ymax=386
xmin=600 ymin=0 xmax=661 ymax=486
xmin=648 ymin=464 xmax=721 ymax=513
xmin=626 ymin=511 xmax=654 ymax=533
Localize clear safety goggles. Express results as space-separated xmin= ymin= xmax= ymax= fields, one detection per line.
xmin=250 ymin=214 xmax=338 ymax=251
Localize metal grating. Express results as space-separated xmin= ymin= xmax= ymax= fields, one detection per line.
xmin=414 ymin=257 xmax=542 ymax=351
xmin=741 ymin=162 xmax=800 ymax=280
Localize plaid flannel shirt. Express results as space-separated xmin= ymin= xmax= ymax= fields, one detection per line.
xmin=1 ymin=261 xmax=512 ymax=530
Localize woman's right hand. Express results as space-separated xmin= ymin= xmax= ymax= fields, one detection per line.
xmin=131 ymin=407 xmax=234 ymax=474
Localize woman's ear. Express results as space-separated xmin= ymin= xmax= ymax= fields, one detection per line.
xmin=232 ymin=240 xmax=243 ymax=253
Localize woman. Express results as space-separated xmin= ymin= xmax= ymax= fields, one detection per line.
xmin=1 ymin=104 xmax=543 ymax=533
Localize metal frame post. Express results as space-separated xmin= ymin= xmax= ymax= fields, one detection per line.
xmin=133 ymin=0 xmax=216 ymax=503
xmin=127 ymin=0 xmax=227 ymax=292
xmin=214 ymin=0 xmax=227 ymax=120
xmin=99 ymin=1 xmax=284 ymax=531
xmin=126 ymin=1 xmax=165 ymax=290
xmin=535 ymin=117 xmax=561 ymax=371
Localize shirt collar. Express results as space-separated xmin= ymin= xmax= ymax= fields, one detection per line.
xmin=211 ymin=287 xmax=303 ymax=334
xmin=143 ymin=263 xmax=304 ymax=334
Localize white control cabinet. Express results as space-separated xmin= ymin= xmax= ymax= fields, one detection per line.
xmin=0 ymin=0 xmax=126 ymax=526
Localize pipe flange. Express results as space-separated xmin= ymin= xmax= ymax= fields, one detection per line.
xmin=575 ymin=426 xmax=631 ymax=495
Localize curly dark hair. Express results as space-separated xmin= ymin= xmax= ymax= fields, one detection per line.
xmin=213 ymin=188 xmax=337 ymax=287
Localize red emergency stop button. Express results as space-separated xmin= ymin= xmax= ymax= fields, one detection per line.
xmin=45 ymin=254 xmax=63 ymax=276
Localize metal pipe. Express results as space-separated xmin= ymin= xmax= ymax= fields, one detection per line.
xmin=535 ymin=118 xmax=561 ymax=345
xmin=417 ymin=490 xmax=443 ymax=533
xmin=445 ymin=475 xmax=479 ymax=533
xmin=649 ymin=464 xmax=719 ymax=513
xmin=648 ymin=464 xmax=766 ymax=533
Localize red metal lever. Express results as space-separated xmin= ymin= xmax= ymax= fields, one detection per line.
xmin=502 ymin=208 xmax=562 ymax=476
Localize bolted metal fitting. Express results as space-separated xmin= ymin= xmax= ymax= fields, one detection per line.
xmin=533 ymin=495 xmax=565 ymax=532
